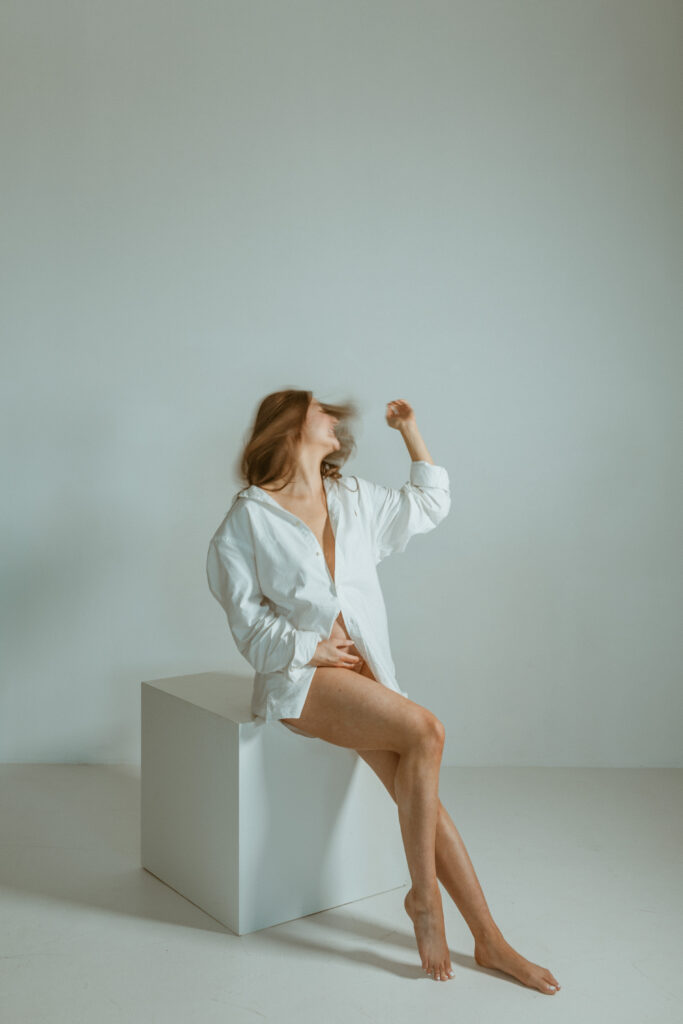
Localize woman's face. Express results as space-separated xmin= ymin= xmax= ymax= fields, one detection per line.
xmin=303 ymin=398 xmax=340 ymax=453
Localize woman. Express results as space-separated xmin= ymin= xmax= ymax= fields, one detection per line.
xmin=207 ymin=389 xmax=560 ymax=993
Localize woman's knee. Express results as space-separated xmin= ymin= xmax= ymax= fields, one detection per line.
xmin=411 ymin=709 xmax=445 ymax=752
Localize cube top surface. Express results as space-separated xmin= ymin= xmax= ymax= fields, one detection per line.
xmin=141 ymin=672 xmax=253 ymax=724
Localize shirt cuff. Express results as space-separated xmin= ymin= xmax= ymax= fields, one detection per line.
xmin=409 ymin=460 xmax=450 ymax=489
xmin=291 ymin=629 xmax=321 ymax=671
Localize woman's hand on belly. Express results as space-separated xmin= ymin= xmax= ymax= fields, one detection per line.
xmin=328 ymin=613 xmax=366 ymax=674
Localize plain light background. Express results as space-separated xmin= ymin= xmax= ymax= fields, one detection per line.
xmin=1 ymin=0 xmax=681 ymax=766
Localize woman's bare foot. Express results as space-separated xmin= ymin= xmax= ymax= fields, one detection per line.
xmin=404 ymin=887 xmax=454 ymax=981
xmin=474 ymin=930 xmax=561 ymax=994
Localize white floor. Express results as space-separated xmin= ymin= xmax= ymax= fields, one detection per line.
xmin=1 ymin=765 xmax=681 ymax=1023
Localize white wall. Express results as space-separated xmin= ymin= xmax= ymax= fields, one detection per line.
xmin=2 ymin=1 xmax=681 ymax=765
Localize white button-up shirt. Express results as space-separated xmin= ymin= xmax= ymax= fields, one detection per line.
xmin=206 ymin=460 xmax=451 ymax=722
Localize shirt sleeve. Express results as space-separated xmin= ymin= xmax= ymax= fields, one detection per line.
xmin=206 ymin=516 xmax=321 ymax=676
xmin=357 ymin=460 xmax=451 ymax=563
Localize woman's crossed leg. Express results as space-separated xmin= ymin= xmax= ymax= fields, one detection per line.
xmin=281 ymin=664 xmax=453 ymax=981
xmin=282 ymin=664 xmax=561 ymax=995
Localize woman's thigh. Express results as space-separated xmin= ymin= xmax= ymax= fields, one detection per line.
xmin=353 ymin=662 xmax=404 ymax=797
xmin=280 ymin=664 xmax=442 ymax=754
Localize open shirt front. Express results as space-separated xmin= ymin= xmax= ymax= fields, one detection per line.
xmin=206 ymin=459 xmax=451 ymax=723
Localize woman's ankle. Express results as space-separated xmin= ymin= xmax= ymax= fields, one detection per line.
xmin=407 ymin=883 xmax=442 ymax=911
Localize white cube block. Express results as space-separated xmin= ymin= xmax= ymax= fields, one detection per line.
xmin=141 ymin=671 xmax=409 ymax=934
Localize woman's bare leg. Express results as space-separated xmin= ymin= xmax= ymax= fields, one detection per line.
xmin=393 ymin=719 xmax=452 ymax=982
xmin=281 ymin=665 xmax=453 ymax=981
xmin=357 ymin=746 xmax=561 ymax=995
